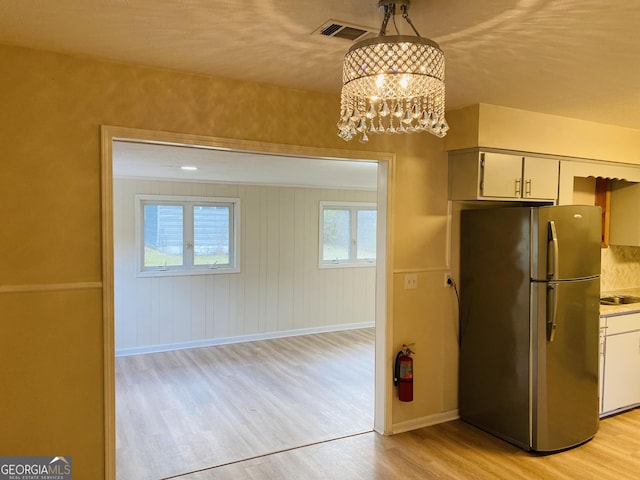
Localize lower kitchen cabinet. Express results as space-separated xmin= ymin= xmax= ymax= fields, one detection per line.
xmin=600 ymin=313 xmax=640 ymax=416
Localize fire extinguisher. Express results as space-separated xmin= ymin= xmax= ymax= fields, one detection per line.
xmin=394 ymin=344 xmax=414 ymax=402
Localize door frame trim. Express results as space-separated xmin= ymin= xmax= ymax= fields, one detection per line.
xmin=100 ymin=125 xmax=395 ymax=479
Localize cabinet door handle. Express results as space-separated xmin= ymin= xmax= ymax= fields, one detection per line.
xmin=525 ymin=179 xmax=532 ymax=197
xmin=515 ymin=178 xmax=521 ymax=196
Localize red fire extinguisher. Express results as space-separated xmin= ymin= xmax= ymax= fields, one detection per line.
xmin=394 ymin=344 xmax=414 ymax=402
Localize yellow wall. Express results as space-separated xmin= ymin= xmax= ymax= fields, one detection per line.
xmin=6 ymin=43 xmax=640 ymax=477
xmin=445 ymin=103 xmax=640 ymax=165
xmin=0 ymin=44 xmax=455 ymax=477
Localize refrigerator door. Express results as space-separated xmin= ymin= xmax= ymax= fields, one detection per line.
xmin=531 ymin=205 xmax=601 ymax=281
xmin=531 ymin=277 xmax=600 ymax=451
xmin=459 ymin=207 xmax=532 ymax=450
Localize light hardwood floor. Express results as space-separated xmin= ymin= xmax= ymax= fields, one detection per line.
xmin=178 ymin=408 xmax=640 ymax=479
xmin=117 ymin=328 xmax=640 ymax=479
xmin=116 ymin=328 xmax=375 ymax=480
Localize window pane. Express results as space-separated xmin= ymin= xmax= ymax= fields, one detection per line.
xmin=193 ymin=205 xmax=231 ymax=266
xmin=357 ymin=209 xmax=377 ymax=260
xmin=323 ymin=208 xmax=350 ymax=261
xmin=143 ymin=204 xmax=183 ymax=267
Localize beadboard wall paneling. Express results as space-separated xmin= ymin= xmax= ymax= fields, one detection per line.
xmin=114 ymin=178 xmax=377 ymax=352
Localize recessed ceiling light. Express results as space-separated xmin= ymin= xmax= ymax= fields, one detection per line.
xmin=180 ymin=165 xmax=198 ymax=171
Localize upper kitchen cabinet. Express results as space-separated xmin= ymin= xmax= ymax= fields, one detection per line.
xmin=448 ymin=150 xmax=559 ymax=202
xmin=609 ymin=180 xmax=640 ymax=245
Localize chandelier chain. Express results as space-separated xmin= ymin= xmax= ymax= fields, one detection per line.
xmin=379 ymin=5 xmax=392 ymax=36
xmin=391 ymin=9 xmax=400 ymax=34
xmin=401 ymin=5 xmax=421 ymax=37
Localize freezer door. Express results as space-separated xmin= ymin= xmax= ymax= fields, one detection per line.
xmin=531 ymin=277 xmax=600 ymax=451
xmin=531 ymin=205 xmax=601 ymax=281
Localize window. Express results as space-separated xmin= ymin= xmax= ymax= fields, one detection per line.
xmin=137 ymin=195 xmax=240 ymax=276
xmin=319 ymin=201 xmax=376 ymax=267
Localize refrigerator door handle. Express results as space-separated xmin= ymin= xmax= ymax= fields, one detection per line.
xmin=547 ymin=283 xmax=559 ymax=342
xmin=547 ymin=221 xmax=559 ymax=280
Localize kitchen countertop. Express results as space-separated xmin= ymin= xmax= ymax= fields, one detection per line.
xmin=600 ymin=287 xmax=640 ymax=317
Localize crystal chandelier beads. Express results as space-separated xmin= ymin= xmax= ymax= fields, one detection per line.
xmin=337 ymin=1 xmax=449 ymax=143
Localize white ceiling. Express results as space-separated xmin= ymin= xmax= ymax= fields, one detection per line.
xmin=2 ymin=0 xmax=640 ymax=183
xmin=113 ymin=141 xmax=379 ymax=189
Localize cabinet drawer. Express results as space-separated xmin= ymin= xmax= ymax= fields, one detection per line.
xmin=605 ymin=312 xmax=640 ymax=335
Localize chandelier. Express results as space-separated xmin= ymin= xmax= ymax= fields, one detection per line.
xmin=337 ymin=0 xmax=448 ymax=143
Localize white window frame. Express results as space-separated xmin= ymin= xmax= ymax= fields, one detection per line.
xmin=135 ymin=194 xmax=241 ymax=277
xmin=318 ymin=201 xmax=377 ymax=268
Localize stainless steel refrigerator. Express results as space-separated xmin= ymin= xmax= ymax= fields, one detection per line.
xmin=459 ymin=205 xmax=601 ymax=452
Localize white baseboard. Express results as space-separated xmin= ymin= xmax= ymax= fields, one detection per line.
xmin=115 ymin=321 xmax=375 ymax=357
xmin=391 ymin=409 xmax=460 ymax=434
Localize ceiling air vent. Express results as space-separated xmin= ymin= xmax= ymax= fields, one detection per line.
xmin=313 ymin=20 xmax=376 ymax=42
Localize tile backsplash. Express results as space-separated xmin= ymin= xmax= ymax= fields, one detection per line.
xmin=601 ymin=245 xmax=640 ymax=292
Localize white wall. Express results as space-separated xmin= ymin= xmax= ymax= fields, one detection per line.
xmin=114 ymin=178 xmax=377 ymax=355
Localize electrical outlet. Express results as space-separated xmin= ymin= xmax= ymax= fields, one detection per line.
xmin=404 ymin=273 xmax=418 ymax=290
xmin=444 ymin=272 xmax=452 ymax=287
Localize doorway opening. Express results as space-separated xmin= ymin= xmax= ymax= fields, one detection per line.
xmin=101 ymin=126 xmax=392 ymax=479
